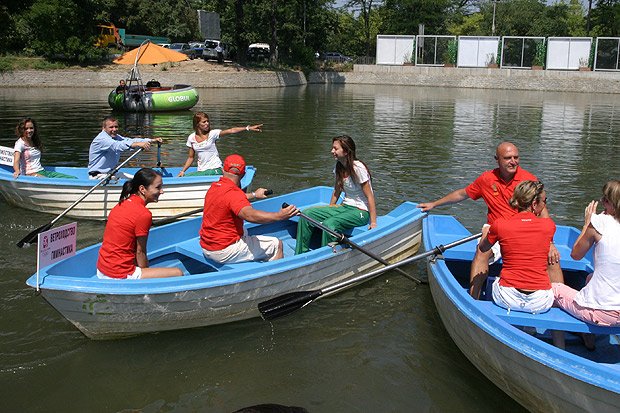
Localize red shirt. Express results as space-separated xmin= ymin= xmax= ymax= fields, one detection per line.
xmin=487 ymin=211 xmax=555 ymax=290
xmin=465 ymin=167 xmax=538 ymax=225
xmin=199 ymin=177 xmax=250 ymax=251
xmin=97 ymin=194 xmax=152 ymax=278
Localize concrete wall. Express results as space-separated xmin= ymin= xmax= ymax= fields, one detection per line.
xmin=308 ymin=64 xmax=620 ymax=94
xmin=0 ymin=69 xmax=307 ymax=88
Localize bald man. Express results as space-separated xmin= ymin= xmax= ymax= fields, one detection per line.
xmin=418 ymin=142 xmax=562 ymax=298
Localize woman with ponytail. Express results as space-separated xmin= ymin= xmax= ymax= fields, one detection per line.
xmin=295 ymin=135 xmax=376 ymax=254
xmin=96 ymin=168 xmax=183 ymax=279
xmin=479 ymin=180 xmax=556 ymax=314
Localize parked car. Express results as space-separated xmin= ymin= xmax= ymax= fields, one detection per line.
xmin=247 ymin=43 xmax=270 ymax=62
xmin=203 ymin=39 xmax=229 ymax=63
xmin=320 ymin=52 xmax=353 ymax=63
xmin=168 ymin=43 xmax=198 ymax=59
xmin=159 ymin=43 xmax=171 ymax=48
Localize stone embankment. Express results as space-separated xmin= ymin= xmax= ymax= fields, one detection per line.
xmin=308 ymin=64 xmax=620 ymax=94
xmin=2 ymin=59 xmax=620 ymax=94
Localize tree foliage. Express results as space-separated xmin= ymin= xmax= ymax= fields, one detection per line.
xmin=0 ymin=0 xmax=618 ymax=65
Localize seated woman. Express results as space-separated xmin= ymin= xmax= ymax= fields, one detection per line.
xmin=553 ymin=180 xmax=620 ymax=330
xmin=295 ymin=134 xmax=376 ymax=254
xmin=479 ymin=180 xmax=555 ymax=314
xmin=177 ymin=112 xmax=263 ymax=177
xmin=12 ymin=117 xmax=77 ymax=179
xmin=96 ymin=168 xmax=183 ymax=279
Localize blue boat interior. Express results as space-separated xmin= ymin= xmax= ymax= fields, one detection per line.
xmin=37 ymin=187 xmax=424 ymax=287
xmin=425 ymin=214 xmax=620 ymax=364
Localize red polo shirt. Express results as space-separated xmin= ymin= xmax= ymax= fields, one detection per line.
xmin=97 ymin=194 xmax=152 ymax=278
xmin=487 ymin=211 xmax=555 ymax=290
xmin=465 ymin=167 xmax=538 ymax=225
xmin=199 ymin=177 xmax=251 ymax=251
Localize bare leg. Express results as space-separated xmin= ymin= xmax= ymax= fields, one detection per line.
xmin=273 ymin=240 xmax=284 ymax=261
xmin=547 ymin=262 xmax=564 ymax=283
xmin=470 ymin=226 xmax=492 ymax=299
xmin=141 ymin=267 xmax=183 ymax=278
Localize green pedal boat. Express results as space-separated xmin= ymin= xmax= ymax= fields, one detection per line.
xmin=108 ymin=84 xmax=199 ymax=112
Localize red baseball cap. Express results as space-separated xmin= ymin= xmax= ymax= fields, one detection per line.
xmin=223 ymin=154 xmax=246 ymax=175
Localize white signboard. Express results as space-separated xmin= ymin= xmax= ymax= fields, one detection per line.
xmin=376 ymin=35 xmax=415 ymax=65
xmin=0 ymin=145 xmax=14 ymax=166
xmin=457 ymin=36 xmax=500 ymax=67
xmin=38 ymin=222 xmax=78 ymax=269
xmin=547 ymin=37 xmax=592 ymax=70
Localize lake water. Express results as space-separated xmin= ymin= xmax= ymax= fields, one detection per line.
xmin=0 ymin=85 xmax=618 ymax=412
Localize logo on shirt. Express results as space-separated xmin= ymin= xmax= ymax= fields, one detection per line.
xmin=491 ymin=183 xmax=499 ymax=196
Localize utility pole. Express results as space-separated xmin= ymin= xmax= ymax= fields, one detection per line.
xmin=492 ymin=0 xmax=498 ymax=36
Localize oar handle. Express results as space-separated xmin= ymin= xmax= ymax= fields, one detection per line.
xmin=321 ymin=232 xmax=483 ymax=296
xmin=156 ymin=142 xmax=161 ymax=168
xmin=282 ymin=202 xmax=343 ymax=241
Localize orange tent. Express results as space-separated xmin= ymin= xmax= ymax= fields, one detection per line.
xmin=113 ymin=41 xmax=188 ymax=65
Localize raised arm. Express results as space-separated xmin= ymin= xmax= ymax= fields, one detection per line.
xmin=220 ymin=124 xmax=263 ymax=136
xmin=571 ymin=200 xmax=602 ymax=260
xmin=418 ymin=188 xmax=469 ymax=212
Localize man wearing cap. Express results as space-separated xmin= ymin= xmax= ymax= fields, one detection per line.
xmin=199 ymin=154 xmax=299 ymax=263
xmin=418 ymin=141 xmax=562 ymax=299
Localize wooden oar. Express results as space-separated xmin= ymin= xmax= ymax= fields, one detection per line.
xmin=152 ymin=189 xmax=274 ymax=227
xmin=286 ymin=203 xmax=423 ymax=284
xmin=258 ymin=232 xmax=482 ymax=321
xmin=16 ymin=148 xmax=145 ymax=248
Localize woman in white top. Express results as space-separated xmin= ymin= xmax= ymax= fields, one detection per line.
xmin=177 ymin=112 xmax=263 ymax=176
xmin=295 ymin=134 xmax=376 ymax=254
xmin=553 ymin=180 xmax=620 ymax=330
xmin=12 ymin=118 xmax=76 ymax=179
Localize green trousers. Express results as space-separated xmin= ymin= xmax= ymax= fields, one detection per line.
xmin=184 ymin=168 xmax=223 ymax=176
xmin=295 ymin=204 xmax=369 ymax=254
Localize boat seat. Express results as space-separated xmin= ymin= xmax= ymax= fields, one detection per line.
xmin=476 ymin=300 xmax=620 ymax=336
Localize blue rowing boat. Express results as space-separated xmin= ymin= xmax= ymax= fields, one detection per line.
xmin=26 ymin=186 xmax=425 ymax=339
xmin=423 ymin=214 xmax=620 ymax=412
xmin=0 ymin=164 xmax=255 ymax=220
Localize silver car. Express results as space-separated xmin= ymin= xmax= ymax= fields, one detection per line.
xmin=203 ymin=40 xmax=229 ymax=63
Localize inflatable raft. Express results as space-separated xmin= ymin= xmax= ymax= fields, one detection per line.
xmin=108 ymin=84 xmax=199 ymax=112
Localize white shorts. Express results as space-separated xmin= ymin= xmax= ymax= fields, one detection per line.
xmin=96 ymin=267 xmax=142 ymax=280
xmin=491 ymin=277 xmax=554 ymax=314
xmin=202 ymin=234 xmax=280 ymax=264
xmin=481 ymin=224 xmax=502 ymax=264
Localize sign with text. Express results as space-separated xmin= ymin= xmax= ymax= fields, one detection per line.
xmin=0 ymin=145 xmax=14 ymax=166
xmin=38 ymin=222 xmax=77 ymax=268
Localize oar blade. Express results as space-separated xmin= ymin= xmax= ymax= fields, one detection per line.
xmin=16 ymin=222 xmax=53 ymax=248
xmin=258 ymin=290 xmax=322 ymax=321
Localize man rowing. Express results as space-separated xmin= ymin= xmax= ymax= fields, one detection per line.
xmin=199 ymin=154 xmax=298 ymax=263
xmin=87 ymin=115 xmax=161 ymax=179
xmin=418 ymin=141 xmax=563 ymax=299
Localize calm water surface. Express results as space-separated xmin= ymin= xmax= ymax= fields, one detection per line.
xmin=0 ymin=84 xmax=618 ymax=412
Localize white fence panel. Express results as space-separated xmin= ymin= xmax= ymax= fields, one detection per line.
xmin=376 ymin=35 xmax=415 ymax=65
xmin=547 ymin=37 xmax=592 ymax=70
xmin=457 ymin=36 xmax=500 ymax=67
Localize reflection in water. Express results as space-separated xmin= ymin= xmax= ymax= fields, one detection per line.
xmin=0 ymin=85 xmax=619 ymax=412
